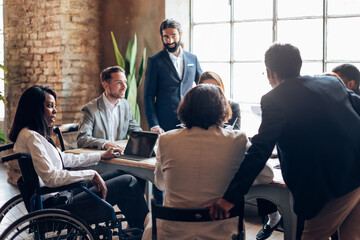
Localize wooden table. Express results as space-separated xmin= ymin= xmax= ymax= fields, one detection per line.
xmin=66 ymin=148 xmax=296 ymax=240
xmin=66 ymin=144 xmax=156 ymax=208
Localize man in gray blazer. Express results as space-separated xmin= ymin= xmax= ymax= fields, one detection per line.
xmin=77 ymin=66 xmax=142 ymax=150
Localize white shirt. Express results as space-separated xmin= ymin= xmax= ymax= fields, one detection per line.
xmin=14 ymin=128 xmax=101 ymax=198
xmin=102 ymin=93 xmax=120 ymax=142
xmin=167 ymin=46 xmax=184 ymax=80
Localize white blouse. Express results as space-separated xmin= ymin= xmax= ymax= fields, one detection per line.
xmin=14 ymin=128 xmax=101 ymax=190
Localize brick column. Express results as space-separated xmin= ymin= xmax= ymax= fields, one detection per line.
xmin=4 ymin=0 xmax=102 ymax=135
xmin=3 ymin=0 xmax=102 ymax=184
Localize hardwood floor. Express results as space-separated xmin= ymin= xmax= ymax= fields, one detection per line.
xmin=0 ymin=163 xmax=284 ymax=239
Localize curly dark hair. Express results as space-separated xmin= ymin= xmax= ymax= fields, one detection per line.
xmin=177 ymin=84 xmax=232 ymax=129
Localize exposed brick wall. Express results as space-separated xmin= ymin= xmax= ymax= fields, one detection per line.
xmin=4 ymin=0 xmax=102 ymax=134
xmin=60 ymin=0 xmax=102 ymax=123
xmin=2 ymin=0 xmax=166 ymax=184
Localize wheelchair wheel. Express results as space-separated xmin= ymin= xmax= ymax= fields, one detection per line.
xmin=0 ymin=194 xmax=27 ymax=234
xmin=0 ymin=208 xmax=96 ymax=240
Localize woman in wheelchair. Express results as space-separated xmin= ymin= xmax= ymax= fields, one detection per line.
xmin=8 ymin=85 xmax=149 ymax=230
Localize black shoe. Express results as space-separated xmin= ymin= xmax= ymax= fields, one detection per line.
xmin=256 ymin=217 xmax=282 ymax=240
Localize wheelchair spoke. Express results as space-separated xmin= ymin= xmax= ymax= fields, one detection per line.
xmin=0 ymin=195 xmax=27 ymax=235
xmin=0 ymin=209 xmax=95 ymax=240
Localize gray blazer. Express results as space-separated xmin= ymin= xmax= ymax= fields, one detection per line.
xmin=77 ymin=94 xmax=142 ymax=149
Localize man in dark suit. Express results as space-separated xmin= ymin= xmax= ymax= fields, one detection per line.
xmin=208 ymin=43 xmax=360 ymax=239
xmin=144 ymin=18 xmax=202 ymax=204
xmin=144 ymin=18 xmax=202 ymax=134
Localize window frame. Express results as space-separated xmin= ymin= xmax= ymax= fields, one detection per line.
xmin=190 ymin=0 xmax=360 ymax=102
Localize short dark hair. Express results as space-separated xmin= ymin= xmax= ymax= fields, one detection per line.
xmin=100 ymin=66 xmax=125 ymax=83
xmin=9 ymin=85 xmax=56 ymax=142
xmin=159 ymin=18 xmax=182 ymax=37
xmin=265 ymin=43 xmax=302 ymax=79
xmin=332 ymin=64 xmax=360 ymax=88
xmin=177 ymin=84 xmax=232 ymax=129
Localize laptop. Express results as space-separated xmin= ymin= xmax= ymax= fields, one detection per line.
xmin=117 ymin=131 xmax=159 ymax=161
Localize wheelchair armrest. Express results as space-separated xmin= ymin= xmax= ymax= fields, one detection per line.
xmin=55 ymin=123 xmax=79 ymax=134
xmin=0 ymin=143 xmax=14 ymax=152
xmin=35 ymin=181 xmax=85 ymax=195
xmin=2 ymin=152 xmax=31 ymax=163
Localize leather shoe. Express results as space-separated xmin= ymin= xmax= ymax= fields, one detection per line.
xmin=256 ymin=217 xmax=282 ymax=240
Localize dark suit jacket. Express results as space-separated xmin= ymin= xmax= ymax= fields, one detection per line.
xmin=223 ymin=75 xmax=360 ymax=220
xmin=144 ymin=49 xmax=202 ymax=131
xmin=228 ymin=100 xmax=241 ymax=130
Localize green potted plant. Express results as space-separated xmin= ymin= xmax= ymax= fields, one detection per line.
xmin=111 ymin=32 xmax=146 ymax=125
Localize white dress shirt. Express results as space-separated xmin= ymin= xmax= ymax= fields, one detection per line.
xmin=14 ymin=128 xmax=101 ymax=199
xmin=168 ymin=46 xmax=184 ymax=80
xmin=102 ymin=93 xmax=120 ymax=142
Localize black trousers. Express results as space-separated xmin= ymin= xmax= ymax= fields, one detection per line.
xmin=72 ymin=174 xmax=149 ymax=230
xmin=90 ymin=169 xmax=147 ymax=193
xmin=257 ymin=198 xmax=278 ymax=218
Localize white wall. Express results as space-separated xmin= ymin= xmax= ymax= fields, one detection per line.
xmin=165 ymin=0 xmax=190 ymax=51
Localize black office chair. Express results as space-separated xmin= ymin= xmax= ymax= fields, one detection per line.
xmin=151 ymin=199 xmax=245 ymax=240
xmin=53 ymin=123 xmax=79 ymax=151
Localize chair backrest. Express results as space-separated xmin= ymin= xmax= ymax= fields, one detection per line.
xmin=151 ymin=199 xmax=244 ymax=240
xmin=2 ymin=152 xmax=39 ymax=212
xmin=0 ymin=143 xmax=14 ymax=152
xmin=53 ymin=123 xmax=79 ymax=151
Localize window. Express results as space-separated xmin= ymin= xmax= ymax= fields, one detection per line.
xmin=191 ymin=0 xmax=360 ymax=104
xmin=0 ymin=0 xmax=4 ymax=120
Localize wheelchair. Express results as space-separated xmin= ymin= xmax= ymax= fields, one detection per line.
xmin=0 ymin=143 xmax=28 ymax=235
xmin=0 ymin=143 xmax=143 ymax=240
xmin=0 ymin=124 xmax=76 ymax=232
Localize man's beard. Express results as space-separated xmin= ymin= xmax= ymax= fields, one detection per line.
xmin=163 ymin=39 xmax=181 ymax=53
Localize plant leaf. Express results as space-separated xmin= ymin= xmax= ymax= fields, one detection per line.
xmin=129 ymin=34 xmax=137 ymax=76
xmin=126 ymin=74 xmax=138 ymax=117
xmin=0 ymin=129 xmax=6 ymax=144
xmin=111 ymin=32 xmax=125 ymax=68
xmin=137 ymin=48 xmax=146 ymax=87
xmin=0 ymin=64 xmax=8 ymax=74
xmin=134 ymin=104 xmax=141 ymax=125
xmin=125 ymin=39 xmax=133 ymax=74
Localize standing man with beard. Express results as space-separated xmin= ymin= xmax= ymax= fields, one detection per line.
xmin=144 ymin=18 xmax=202 ymax=135
xmin=144 ymin=18 xmax=202 ymax=204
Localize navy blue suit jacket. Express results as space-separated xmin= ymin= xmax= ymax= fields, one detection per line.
xmin=144 ymin=49 xmax=202 ymax=131
xmin=223 ymin=75 xmax=360 ymax=220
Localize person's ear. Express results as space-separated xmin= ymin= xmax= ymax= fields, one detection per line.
xmin=346 ymin=80 xmax=356 ymax=90
xmin=179 ymin=31 xmax=183 ymax=39
xmin=266 ymin=68 xmax=274 ymax=80
xmin=102 ymin=81 xmax=108 ymax=90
